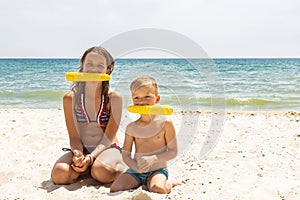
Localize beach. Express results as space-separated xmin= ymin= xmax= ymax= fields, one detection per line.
xmin=0 ymin=108 xmax=299 ymax=199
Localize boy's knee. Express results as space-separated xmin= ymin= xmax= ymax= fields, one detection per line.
xmin=149 ymin=184 xmax=169 ymax=194
xmin=110 ymin=183 xmax=121 ymax=193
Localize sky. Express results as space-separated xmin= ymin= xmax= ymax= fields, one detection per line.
xmin=0 ymin=0 xmax=299 ymax=58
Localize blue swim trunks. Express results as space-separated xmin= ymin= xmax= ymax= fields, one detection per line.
xmin=125 ymin=168 xmax=169 ymax=186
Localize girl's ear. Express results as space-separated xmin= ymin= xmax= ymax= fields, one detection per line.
xmin=156 ymin=95 xmax=161 ymax=103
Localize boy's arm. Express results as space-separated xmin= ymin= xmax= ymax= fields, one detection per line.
xmin=155 ymin=120 xmax=177 ymax=161
xmin=122 ymin=132 xmax=140 ymax=172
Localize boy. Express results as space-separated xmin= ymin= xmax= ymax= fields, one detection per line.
xmin=110 ymin=76 xmax=178 ymax=194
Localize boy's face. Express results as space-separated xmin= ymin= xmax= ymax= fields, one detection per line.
xmin=132 ymin=85 xmax=160 ymax=106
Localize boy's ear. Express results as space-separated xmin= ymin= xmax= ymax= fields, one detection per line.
xmin=156 ymin=95 xmax=161 ymax=103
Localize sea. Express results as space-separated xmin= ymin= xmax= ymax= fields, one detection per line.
xmin=1 ymin=58 xmax=300 ymax=111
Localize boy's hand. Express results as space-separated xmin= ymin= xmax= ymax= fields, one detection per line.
xmin=137 ymin=155 xmax=157 ymax=172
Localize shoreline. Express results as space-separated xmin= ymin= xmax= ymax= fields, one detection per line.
xmin=0 ymin=108 xmax=299 ymax=199
xmin=1 ymin=107 xmax=300 ymax=113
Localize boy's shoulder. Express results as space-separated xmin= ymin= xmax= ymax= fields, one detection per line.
xmin=126 ymin=121 xmax=136 ymax=128
xmin=162 ymin=118 xmax=173 ymax=124
xmin=125 ymin=118 xmax=174 ymax=137
xmin=125 ymin=121 xmax=138 ymax=136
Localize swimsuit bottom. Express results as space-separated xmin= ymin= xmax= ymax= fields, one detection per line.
xmin=62 ymin=143 xmax=122 ymax=155
xmin=125 ymin=168 xmax=168 ymax=186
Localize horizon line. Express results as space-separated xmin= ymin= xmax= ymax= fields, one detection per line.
xmin=0 ymin=56 xmax=300 ymax=59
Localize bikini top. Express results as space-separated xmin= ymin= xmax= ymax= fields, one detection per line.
xmin=75 ymin=92 xmax=110 ymax=127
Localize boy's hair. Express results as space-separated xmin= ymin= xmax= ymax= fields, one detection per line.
xmin=130 ymin=76 xmax=158 ymax=95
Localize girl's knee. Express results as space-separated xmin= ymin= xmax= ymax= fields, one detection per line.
xmin=91 ymin=161 xmax=116 ymax=183
xmin=51 ymin=172 xmax=67 ymax=185
xmin=51 ymin=164 xmax=77 ymax=185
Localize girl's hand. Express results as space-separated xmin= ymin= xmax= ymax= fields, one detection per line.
xmin=72 ymin=150 xmax=84 ymax=167
xmin=71 ymin=156 xmax=90 ymax=173
xmin=137 ymin=155 xmax=157 ymax=173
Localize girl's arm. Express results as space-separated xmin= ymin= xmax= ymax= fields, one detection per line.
xmin=90 ymin=91 xmax=123 ymax=158
xmin=63 ymin=91 xmax=83 ymax=152
xmin=64 ymin=91 xmax=91 ymax=172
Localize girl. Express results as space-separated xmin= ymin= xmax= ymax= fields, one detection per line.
xmin=51 ymin=46 xmax=126 ymax=185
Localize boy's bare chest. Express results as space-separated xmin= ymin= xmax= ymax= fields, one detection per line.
xmin=134 ymin=130 xmax=166 ymax=152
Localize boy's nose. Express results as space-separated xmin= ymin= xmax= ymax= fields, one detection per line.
xmin=137 ymin=98 xmax=146 ymax=105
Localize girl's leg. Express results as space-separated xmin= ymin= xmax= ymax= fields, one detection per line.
xmin=51 ymin=152 xmax=81 ymax=185
xmin=110 ymin=173 xmax=140 ymax=193
xmin=91 ymin=148 xmax=127 ymax=183
xmin=147 ymin=172 xmax=171 ymax=194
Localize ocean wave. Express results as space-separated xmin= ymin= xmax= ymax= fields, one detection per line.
xmin=199 ymin=97 xmax=300 ymax=110
xmin=0 ymin=90 xmax=65 ymax=100
xmin=124 ymin=93 xmax=300 ymax=109
xmin=165 ymin=97 xmax=279 ymax=106
xmin=224 ymin=98 xmax=278 ymax=106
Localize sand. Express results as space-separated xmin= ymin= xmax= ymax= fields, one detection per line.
xmin=0 ymin=108 xmax=299 ymax=199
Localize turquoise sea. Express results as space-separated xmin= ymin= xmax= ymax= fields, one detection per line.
xmin=0 ymin=58 xmax=300 ymax=111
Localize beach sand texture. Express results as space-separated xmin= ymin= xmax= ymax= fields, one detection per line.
xmin=0 ymin=109 xmax=299 ymax=199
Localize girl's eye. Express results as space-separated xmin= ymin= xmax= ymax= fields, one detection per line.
xmin=85 ymin=63 xmax=95 ymax=68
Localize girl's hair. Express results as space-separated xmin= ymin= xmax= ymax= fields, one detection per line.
xmin=72 ymin=46 xmax=115 ymax=108
xmin=130 ymin=76 xmax=158 ymax=95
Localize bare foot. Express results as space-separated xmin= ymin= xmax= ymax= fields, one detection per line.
xmin=171 ymin=181 xmax=182 ymax=188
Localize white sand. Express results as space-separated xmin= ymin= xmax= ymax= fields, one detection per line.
xmin=0 ymin=109 xmax=299 ymax=199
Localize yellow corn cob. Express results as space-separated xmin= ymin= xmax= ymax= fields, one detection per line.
xmin=65 ymin=72 xmax=110 ymax=82
xmin=128 ymin=105 xmax=173 ymax=115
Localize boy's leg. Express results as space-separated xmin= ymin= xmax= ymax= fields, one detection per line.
xmin=110 ymin=173 xmax=140 ymax=193
xmin=147 ymin=172 xmax=171 ymax=194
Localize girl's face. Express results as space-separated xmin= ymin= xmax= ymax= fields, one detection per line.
xmin=132 ymin=85 xmax=160 ymax=106
xmin=83 ymin=52 xmax=107 ymax=73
